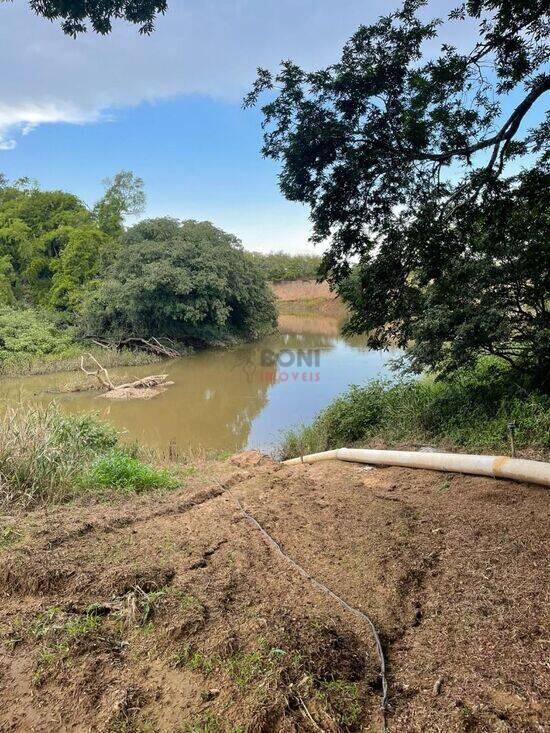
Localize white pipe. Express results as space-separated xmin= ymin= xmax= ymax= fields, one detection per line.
xmin=283 ymin=447 xmax=550 ymax=487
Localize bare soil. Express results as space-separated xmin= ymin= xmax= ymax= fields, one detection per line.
xmin=0 ymin=454 xmax=548 ymax=732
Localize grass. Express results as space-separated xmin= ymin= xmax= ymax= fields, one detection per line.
xmin=279 ymin=359 xmax=550 ymax=460
xmin=317 ymin=680 xmax=363 ymax=728
xmin=0 ymin=525 xmax=22 ymax=548
xmin=0 ymin=345 xmax=160 ymax=377
xmin=83 ymin=451 xmax=178 ymax=493
xmin=0 ymin=405 xmax=179 ymax=508
xmin=30 ymin=607 xmax=107 ymax=686
xmin=180 ymin=714 xmax=243 ymax=733
xmin=173 ymin=645 xmax=218 ymax=676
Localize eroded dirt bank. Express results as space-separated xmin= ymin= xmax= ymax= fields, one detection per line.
xmin=0 ymin=454 xmax=548 ymax=732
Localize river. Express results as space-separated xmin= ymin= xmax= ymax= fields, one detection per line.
xmin=0 ymin=315 xmax=399 ymax=455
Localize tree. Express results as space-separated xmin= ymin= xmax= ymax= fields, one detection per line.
xmin=0 ymin=255 xmax=16 ymax=305
xmin=249 ymin=251 xmax=322 ymax=282
xmin=23 ymin=0 xmax=167 ymax=36
xmin=0 ymin=178 xmax=119 ymax=307
xmin=341 ymin=165 xmax=550 ymax=387
xmin=247 ymin=0 xmax=549 ymax=388
xmin=49 ymin=226 xmax=111 ymax=310
xmin=80 ymin=218 xmax=277 ymax=345
xmin=0 ymin=184 xmax=93 ymax=301
xmin=94 ymin=171 xmax=146 ymax=238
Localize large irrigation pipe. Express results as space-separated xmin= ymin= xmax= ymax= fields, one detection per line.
xmin=283 ymin=448 xmax=550 ymax=487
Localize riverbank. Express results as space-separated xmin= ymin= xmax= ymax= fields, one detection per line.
xmin=271 ymin=278 xmax=347 ymax=320
xmin=280 ymin=360 xmax=550 ymax=461
xmin=0 ymin=280 xmax=332 ymax=378
xmin=0 ymin=346 xmax=161 ymax=378
xmin=1 ymin=449 xmax=548 ymax=732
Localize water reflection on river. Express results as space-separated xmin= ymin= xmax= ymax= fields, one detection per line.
xmin=0 ymin=317 xmax=399 ymax=454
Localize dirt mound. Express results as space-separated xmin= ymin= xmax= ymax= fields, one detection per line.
xmin=0 ymin=458 xmax=548 ymax=732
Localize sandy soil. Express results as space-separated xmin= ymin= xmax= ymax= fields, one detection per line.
xmin=0 ymin=454 xmax=548 ymax=732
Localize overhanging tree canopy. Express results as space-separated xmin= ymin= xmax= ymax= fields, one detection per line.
xmin=247 ymin=0 xmax=550 ymax=388
xmin=17 ymin=0 xmax=167 ymax=35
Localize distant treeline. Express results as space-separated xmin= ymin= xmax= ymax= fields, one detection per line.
xmin=249 ymin=251 xmax=321 ymax=282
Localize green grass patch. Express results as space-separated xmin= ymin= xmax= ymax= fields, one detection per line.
xmin=31 ymin=607 xmax=107 ymax=687
xmin=280 ymin=359 xmax=550 ymax=459
xmin=173 ymin=645 xmax=218 ymax=676
xmin=317 ymin=680 xmax=362 ymax=728
xmin=82 ymin=450 xmax=178 ymax=493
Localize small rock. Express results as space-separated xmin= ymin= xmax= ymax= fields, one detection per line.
xmin=201 ymin=689 xmax=220 ymax=702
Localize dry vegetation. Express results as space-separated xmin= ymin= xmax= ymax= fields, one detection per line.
xmin=271 ymin=279 xmax=347 ymax=320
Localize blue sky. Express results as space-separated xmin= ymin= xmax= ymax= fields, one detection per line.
xmin=0 ymin=1 xmax=544 ymax=253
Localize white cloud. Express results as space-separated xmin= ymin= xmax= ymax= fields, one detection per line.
xmin=0 ymin=0 xmax=468 ymax=148
xmin=0 ymin=101 xmax=101 ymax=149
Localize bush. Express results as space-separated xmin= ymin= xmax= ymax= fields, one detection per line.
xmin=0 ymin=406 xmax=178 ymax=508
xmin=279 ymin=359 xmax=550 ymax=459
xmin=0 ymin=306 xmax=78 ymax=364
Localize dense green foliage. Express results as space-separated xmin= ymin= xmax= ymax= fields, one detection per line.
xmin=0 ymin=406 xmax=177 ymax=508
xmin=340 ymin=167 xmax=550 ymax=386
xmin=0 ymin=306 xmax=77 ymax=363
xmin=248 ymin=0 xmax=549 ymax=390
xmin=81 ymin=218 xmax=277 ymax=345
xmin=0 ymin=176 xmax=276 ymax=369
xmin=280 ymin=360 xmax=550 ymax=460
xmin=0 ymin=174 xmax=137 ymax=311
xmin=249 ymin=251 xmax=321 ymax=282
xmin=26 ymin=0 xmax=167 ymax=35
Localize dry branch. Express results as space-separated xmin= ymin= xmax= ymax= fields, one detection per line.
xmin=88 ymin=336 xmax=179 ymax=358
xmin=79 ymin=354 xmax=173 ymax=399
xmin=79 ymin=354 xmax=115 ymax=390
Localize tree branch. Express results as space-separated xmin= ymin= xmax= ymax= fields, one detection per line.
xmin=414 ymin=75 xmax=550 ymax=163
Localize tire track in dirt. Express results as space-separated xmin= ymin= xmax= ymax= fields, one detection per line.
xmin=0 ymin=455 xmax=548 ymax=732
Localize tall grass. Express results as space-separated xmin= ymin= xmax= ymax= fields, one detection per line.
xmin=279 ymin=360 xmax=550 ymax=460
xmin=0 ymin=405 xmax=178 ymax=508
xmin=0 ymin=346 xmax=159 ymax=377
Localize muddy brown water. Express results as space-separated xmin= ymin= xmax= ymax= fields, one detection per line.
xmin=0 ymin=316 xmax=400 ymax=454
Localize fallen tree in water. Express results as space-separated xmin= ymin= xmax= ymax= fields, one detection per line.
xmin=80 ymin=354 xmax=174 ymax=400
xmin=88 ymin=336 xmax=180 ymax=359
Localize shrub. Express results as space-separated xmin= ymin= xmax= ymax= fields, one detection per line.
xmin=0 ymin=306 xmax=78 ymax=364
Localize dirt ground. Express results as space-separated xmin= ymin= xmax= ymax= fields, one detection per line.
xmin=0 ymin=454 xmax=548 ymax=732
